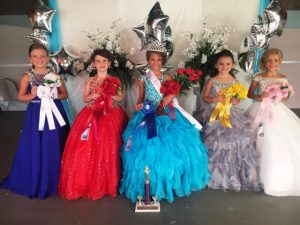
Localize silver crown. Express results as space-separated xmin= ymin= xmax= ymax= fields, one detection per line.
xmin=146 ymin=40 xmax=167 ymax=54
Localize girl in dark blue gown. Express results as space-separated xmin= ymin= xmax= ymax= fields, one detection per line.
xmin=0 ymin=43 xmax=69 ymax=199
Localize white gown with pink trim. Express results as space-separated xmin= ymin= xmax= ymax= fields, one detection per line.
xmin=246 ymin=76 xmax=300 ymax=196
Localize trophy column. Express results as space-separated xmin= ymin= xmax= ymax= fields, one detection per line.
xmin=135 ymin=165 xmax=160 ymax=212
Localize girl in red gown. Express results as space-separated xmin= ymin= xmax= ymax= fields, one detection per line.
xmin=58 ymin=49 xmax=128 ymax=200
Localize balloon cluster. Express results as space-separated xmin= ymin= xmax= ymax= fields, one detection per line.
xmin=133 ymin=2 xmax=174 ymax=73
xmin=238 ymin=0 xmax=287 ymax=73
xmin=27 ymin=0 xmax=79 ymax=75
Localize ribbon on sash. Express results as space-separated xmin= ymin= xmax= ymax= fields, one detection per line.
xmin=125 ymin=100 xmax=157 ymax=151
xmin=209 ymin=96 xmax=232 ymax=128
xmin=37 ymin=85 xmax=66 ymax=131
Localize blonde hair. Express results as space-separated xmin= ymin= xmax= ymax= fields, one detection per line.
xmin=259 ymin=48 xmax=283 ymax=70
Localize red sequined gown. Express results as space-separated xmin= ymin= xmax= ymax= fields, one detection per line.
xmin=58 ymin=76 xmax=128 ymax=200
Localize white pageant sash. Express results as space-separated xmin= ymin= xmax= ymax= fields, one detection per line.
xmin=37 ymin=86 xmax=66 ymax=131
xmin=147 ymin=71 xmax=202 ymax=131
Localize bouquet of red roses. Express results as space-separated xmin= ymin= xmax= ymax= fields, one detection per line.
xmin=157 ymin=80 xmax=181 ymax=119
xmin=173 ymin=68 xmax=202 ymax=94
xmin=93 ymin=76 xmax=121 ymax=113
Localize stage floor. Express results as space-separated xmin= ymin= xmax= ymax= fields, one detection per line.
xmin=1 ymin=111 xmax=300 ymax=225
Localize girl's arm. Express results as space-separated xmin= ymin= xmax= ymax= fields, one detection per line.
xmin=18 ymin=73 xmax=37 ymax=102
xmin=56 ymin=76 xmax=68 ymax=100
xmin=83 ymin=78 xmax=99 ymax=103
xmin=247 ymin=80 xmax=263 ymax=101
xmin=161 ymin=74 xmax=176 ymax=107
xmin=135 ymin=79 xmax=145 ymax=110
xmin=202 ymin=79 xmax=224 ymax=104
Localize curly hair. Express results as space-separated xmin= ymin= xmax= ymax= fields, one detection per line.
xmin=91 ymin=49 xmax=114 ymax=62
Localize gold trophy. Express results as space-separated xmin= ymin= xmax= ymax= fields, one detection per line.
xmin=135 ymin=166 xmax=160 ymax=212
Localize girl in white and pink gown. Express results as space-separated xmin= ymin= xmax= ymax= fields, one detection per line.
xmin=246 ymin=48 xmax=300 ymax=196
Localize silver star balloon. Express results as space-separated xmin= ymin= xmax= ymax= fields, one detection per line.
xmin=132 ymin=2 xmax=173 ymax=54
xmin=164 ymin=26 xmax=174 ymax=58
xmin=239 ymin=36 xmax=252 ymax=54
xmin=28 ymin=29 xmax=49 ymax=48
xmin=133 ymin=24 xmax=147 ymax=50
xmin=250 ymin=22 xmax=268 ymax=49
xmin=49 ymin=46 xmax=80 ymax=75
xmin=146 ymin=2 xmax=169 ymax=42
xmin=239 ymin=50 xmax=256 ymax=73
xmin=131 ymin=1 xmax=174 ymax=74
xmin=263 ymin=0 xmax=287 ymax=37
xmin=32 ymin=0 xmax=56 ymax=33
xmin=135 ymin=61 xmax=149 ymax=74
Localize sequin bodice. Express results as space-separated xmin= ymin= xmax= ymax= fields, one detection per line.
xmin=208 ymin=79 xmax=237 ymax=107
xmin=254 ymin=76 xmax=288 ymax=95
xmin=140 ymin=74 xmax=166 ymax=107
xmin=28 ymin=69 xmax=52 ymax=95
xmin=89 ymin=78 xmax=102 ymax=95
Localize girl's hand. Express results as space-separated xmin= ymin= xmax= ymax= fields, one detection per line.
xmin=231 ymin=97 xmax=239 ymax=105
xmin=261 ymin=91 xmax=268 ymax=98
xmin=162 ymin=95 xmax=174 ymax=107
xmin=135 ymin=103 xmax=143 ymax=111
xmin=31 ymin=86 xmax=38 ymax=97
xmin=257 ymin=92 xmax=268 ymax=101
xmin=90 ymin=93 xmax=100 ymax=101
xmin=214 ymin=94 xmax=224 ymax=103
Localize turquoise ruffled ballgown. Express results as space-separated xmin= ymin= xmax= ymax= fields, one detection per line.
xmin=119 ymin=71 xmax=210 ymax=203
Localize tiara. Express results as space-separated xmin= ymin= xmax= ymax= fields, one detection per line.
xmin=146 ymin=40 xmax=167 ymax=54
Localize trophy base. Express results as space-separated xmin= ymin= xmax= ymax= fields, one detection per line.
xmin=135 ymin=201 xmax=160 ymax=212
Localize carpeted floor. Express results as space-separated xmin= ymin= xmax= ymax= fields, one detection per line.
xmin=1 ymin=110 xmax=300 ymax=225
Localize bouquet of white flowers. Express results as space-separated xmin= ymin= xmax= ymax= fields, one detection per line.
xmin=37 ymin=72 xmax=66 ymax=131
xmin=43 ymin=72 xmax=61 ymax=88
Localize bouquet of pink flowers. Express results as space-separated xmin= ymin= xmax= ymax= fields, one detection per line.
xmin=255 ymin=81 xmax=294 ymax=124
xmin=264 ymin=82 xmax=294 ymax=103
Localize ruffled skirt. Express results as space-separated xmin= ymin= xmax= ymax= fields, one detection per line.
xmin=197 ymin=103 xmax=260 ymax=191
xmin=119 ymin=107 xmax=210 ymax=202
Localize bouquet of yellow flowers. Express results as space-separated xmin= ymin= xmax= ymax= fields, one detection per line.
xmin=209 ymin=83 xmax=248 ymax=128
xmin=219 ymin=83 xmax=248 ymax=100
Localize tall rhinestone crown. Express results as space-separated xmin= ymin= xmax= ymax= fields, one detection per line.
xmin=146 ymin=40 xmax=167 ymax=54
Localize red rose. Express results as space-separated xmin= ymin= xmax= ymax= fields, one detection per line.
xmin=185 ymin=68 xmax=195 ymax=75
xmin=189 ymin=73 xmax=200 ymax=81
xmin=196 ymin=70 xmax=203 ymax=76
xmin=177 ymin=68 xmax=185 ymax=75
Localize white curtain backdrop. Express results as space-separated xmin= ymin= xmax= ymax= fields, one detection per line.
xmin=58 ymin=0 xmax=259 ymax=116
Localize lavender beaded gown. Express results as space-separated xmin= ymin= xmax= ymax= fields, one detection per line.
xmin=196 ymin=79 xmax=260 ymax=191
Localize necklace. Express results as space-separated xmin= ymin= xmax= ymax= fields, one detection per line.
xmin=29 ymin=68 xmax=50 ymax=86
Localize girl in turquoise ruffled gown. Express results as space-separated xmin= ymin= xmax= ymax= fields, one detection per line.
xmin=119 ymin=41 xmax=210 ymax=203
